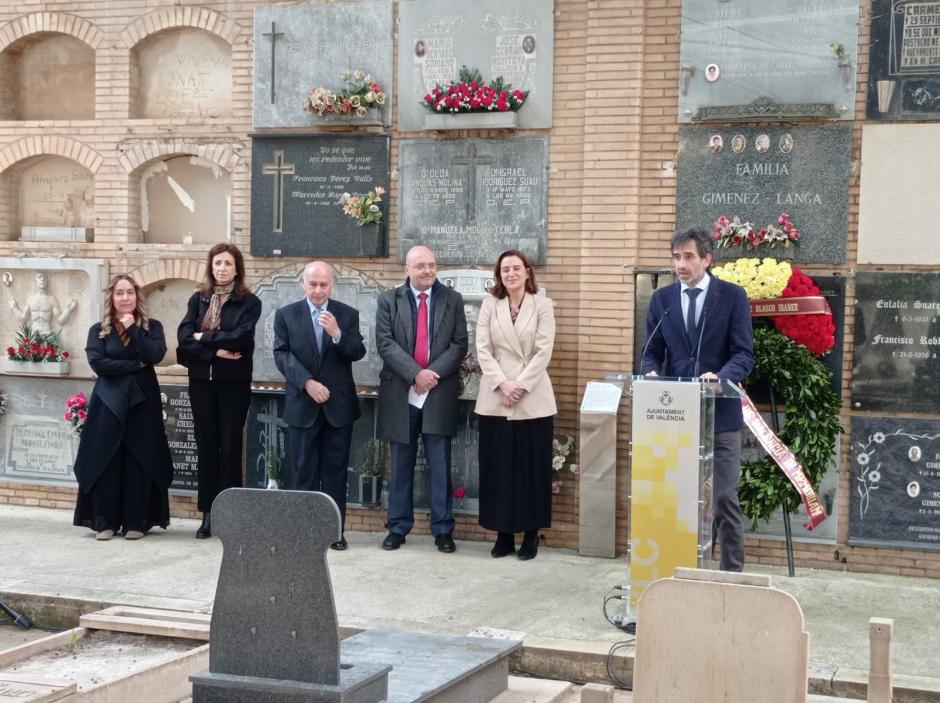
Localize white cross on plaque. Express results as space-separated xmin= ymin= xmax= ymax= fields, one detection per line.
xmin=262 ymin=151 xmax=295 ymax=233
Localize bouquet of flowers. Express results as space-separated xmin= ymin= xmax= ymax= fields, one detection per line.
xmin=339 ymin=185 xmax=385 ymax=226
xmin=304 ymin=69 xmax=387 ymax=117
xmin=457 ymin=352 xmax=483 ymax=396
xmin=773 ymin=268 xmax=836 ymax=356
xmin=422 ymin=66 xmax=528 ymax=114
xmin=552 ymin=435 xmax=579 ymax=494
xmin=711 ymin=258 xmax=793 ymax=300
xmin=6 ymin=325 xmax=70 ymax=363
xmin=64 ymin=391 xmax=87 ymax=436
xmin=712 ymin=213 xmax=800 ymax=251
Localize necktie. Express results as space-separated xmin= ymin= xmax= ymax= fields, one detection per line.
xmin=312 ymin=306 xmax=323 ymax=352
xmin=685 ymin=288 xmax=701 ymax=342
xmin=414 ymin=292 xmax=429 ymax=368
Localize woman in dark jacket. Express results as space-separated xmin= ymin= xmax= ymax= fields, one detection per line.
xmin=73 ymin=274 xmax=173 ymax=540
xmin=177 ymin=243 xmax=261 ymax=538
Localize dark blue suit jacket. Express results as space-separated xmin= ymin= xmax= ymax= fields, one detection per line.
xmin=640 ymin=275 xmax=754 ymax=432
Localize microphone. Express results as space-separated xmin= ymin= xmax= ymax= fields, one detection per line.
xmin=692 ymin=307 xmax=707 ymax=378
xmin=640 ymin=307 xmax=671 ymax=373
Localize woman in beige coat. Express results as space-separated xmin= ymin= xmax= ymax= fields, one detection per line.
xmin=475 ymin=250 xmax=556 ymax=560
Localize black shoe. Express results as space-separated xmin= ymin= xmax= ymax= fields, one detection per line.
xmin=491 ymin=531 xmax=515 ymax=558
xmin=518 ymin=530 xmax=538 ymax=560
xmin=330 ymin=536 xmax=348 ymax=551
xmin=195 ymin=513 xmax=211 ymax=540
xmin=382 ymin=532 xmax=406 ymax=550
xmin=434 ymin=532 xmax=456 ymax=553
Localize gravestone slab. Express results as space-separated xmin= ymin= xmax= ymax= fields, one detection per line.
xmin=676 ymin=125 xmax=851 ymax=263
xmin=868 ymin=0 xmax=940 ymax=119
xmin=849 ymin=415 xmax=940 ymax=552
xmin=858 ymin=124 xmax=940 ymax=264
xmin=252 ymin=264 xmax=384 ymax=386
xmin=853 ymin=272 xmax=940 ymax=414
xmin=399 ymin=137 xmax=548 ymax=265
xmin=191 ymin=489 xmax=390 ymax=702
xmin=161 ymin=385 xmax=198 ymax=496
xmin=0 ymin=376 xmax=92 ymax=487
xmin=678 ymin=0 xmax=859 ymax=122
xmin=251 ymin=134 xmax=390 ymax=258
xmin=253 ymin=1 xmax=393 ymax=128
xmin=413 ymin=401 xmax=479 ymax=514
xmin=397 ymin=0 xmax=554 ymax=131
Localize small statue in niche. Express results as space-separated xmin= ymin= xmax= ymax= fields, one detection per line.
xmin=9 ymin=271 xmax=78 ymax=336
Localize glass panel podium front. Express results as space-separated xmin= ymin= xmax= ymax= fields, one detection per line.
xmin=624 ymin=375 xmax=745 ymax=609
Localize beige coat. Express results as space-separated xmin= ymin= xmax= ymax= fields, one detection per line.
xmin=474 ymin=294 xmax=557 ymax=420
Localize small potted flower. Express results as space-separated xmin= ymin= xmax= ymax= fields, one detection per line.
xmin=356 ymin=438 xmax=385 ymax=506
xmin=3 ymin=325 xmax=71 ymax=376
xmin=304 ymin=69 xmax=387 ymax=123
xmin=422 ymin=65 xmax=528 ymax=130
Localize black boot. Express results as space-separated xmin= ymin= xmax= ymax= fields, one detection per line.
xmin=518 ymin=530 xmax=539 ymax=560
xmin=195 ymin=513 xmax=211 ymax=539
xmin=490 ymin=531 xmax=515 ymax=558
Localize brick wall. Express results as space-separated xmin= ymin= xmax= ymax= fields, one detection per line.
xmin=0 ymin=0 xmax=937 ymax=577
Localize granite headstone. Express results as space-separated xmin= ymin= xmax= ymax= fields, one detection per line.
xmin=190 ymin=489 xmax=390 ymax=702
xmin=253 ymin=1 xmax=393 ymax=128
xmin=849 ymin=415 xmax=940 ymax=552
xmin=678 ymin=0 xmax=860 ymax=122
xmin=252 ymin=264 xmax=384 ymax=387
xmin=399 ymin=137 xmax=548 ymax=265
xmin=676 ymin=125 xmax=851 ymax=263
xmin=853 ymin=272 xmax=940 ymax=414
xmin=161 ymin=385 xmax=198 ymax=496
xmin=868 ymin=0 xmax=940 ymax=119
xmin=250 ymin=134 xmax=390 ymax=258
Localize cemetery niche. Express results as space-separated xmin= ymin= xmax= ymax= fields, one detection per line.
xmin=868 ymin=0 xmax=940 ymax=119
xmin=678 ymin=0 xmax=860 ymax=122
xmin=251 ymin=134 xmax=390 ymax=258
xmin=2 ymin=155 xmax=94 ymax=243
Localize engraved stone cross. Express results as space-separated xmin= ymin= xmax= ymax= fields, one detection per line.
xmin=451 ymin=144 xmax=495 ymax=221
xmin=262 ymin=150 xmax=295 ymax=233
xmin=262 ymin=21 xmax=284 ymax=104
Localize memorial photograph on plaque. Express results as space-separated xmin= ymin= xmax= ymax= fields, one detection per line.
xmin=850 ymin=416 xmax=940 ymax=552
xmin=251 ymin=134 xmax=390 ymax=258
xmin=868 ymin=0 xmax=940 ymax=120
xmin=678 ymin=0 xmax=860 ymax=122
xmin=853 ymin=272 xmax=940 ymax=414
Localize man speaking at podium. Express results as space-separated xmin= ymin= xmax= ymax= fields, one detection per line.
xmin=640 ymin=227 xmax=754 ymax=571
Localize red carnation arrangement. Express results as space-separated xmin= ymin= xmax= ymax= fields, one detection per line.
xmin=422 ymin=66 xmax=527 ymax=114
xmin=773 ymin=268 xmax=836 ymax=356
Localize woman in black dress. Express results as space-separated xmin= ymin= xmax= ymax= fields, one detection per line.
xmin=73 ymin=274 xmax=173 ymax=540
xmin=177 ymin=243 xmax=261 ymax=539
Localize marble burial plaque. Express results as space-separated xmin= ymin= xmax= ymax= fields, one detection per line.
xmin=868 ymin=0 xmax=940 ymax=119
xmin=850 ymin=415 xmax=940 ymax=551
xmin=678 ymin=0 xmax=859 ymax=122
xmin=245 ymin=391 xmax=380 ymax=506
xmin=253 ymin=1 xmax=393 ymax=128
xmin=251 ymin=134 xmax=390 ymax=258
xmin=413 ymin=402 xmax=479 ymax=514
xmin=162 ymin=385 xmax=198 ymax=495
xmin=397 ymin=0 xmax=554 ymax=131
xmin=853 ymin=272 xmax=940 ymax=413
xmin=399 ymin=137 xmax=548 ymax=265
xmin=252 ymin=265 xmax=384 ymax=386
xmin=676 ymin=125 xmax=851 ymax=263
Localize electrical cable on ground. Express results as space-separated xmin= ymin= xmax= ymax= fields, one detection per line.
xmin=602 ymin=584 xmax=636 ymax=690
xmin=0 ymin=598 xmax=63 ymax=633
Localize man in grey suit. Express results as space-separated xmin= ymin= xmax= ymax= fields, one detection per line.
xmin=376 ymin=245 xmax=468 ymax=553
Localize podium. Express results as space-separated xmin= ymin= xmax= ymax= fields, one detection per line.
xmin=627 ymin=375 xmax=744 ymax=608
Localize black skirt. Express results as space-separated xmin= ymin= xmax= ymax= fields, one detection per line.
xmin=477 ymin=414 xmax=553 ymax=533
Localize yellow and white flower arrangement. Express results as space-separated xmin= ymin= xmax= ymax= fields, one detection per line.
xmin=711 ymin=257 xmax=792 ymax=300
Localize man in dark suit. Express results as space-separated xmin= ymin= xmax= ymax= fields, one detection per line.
xmin=641 ymin=227 xmax=754 ymax=571
xmin=274 ymin=261 xmax=366 ymax=551
xmin=375 ymin=245 xmax=468 ymax=553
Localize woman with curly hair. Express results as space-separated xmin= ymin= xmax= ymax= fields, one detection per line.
xmin=72 ymin=274 xmax=173 ymax=540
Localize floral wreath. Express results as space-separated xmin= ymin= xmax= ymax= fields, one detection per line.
xmin=711 ymin=257 xmax=841 ymax=525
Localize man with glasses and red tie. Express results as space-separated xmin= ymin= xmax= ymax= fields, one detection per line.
xmin=375 ymin=245 xmax=468 ymax=553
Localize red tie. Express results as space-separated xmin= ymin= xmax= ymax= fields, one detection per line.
xmin=414 ymin=292 xmax=429 ymax=368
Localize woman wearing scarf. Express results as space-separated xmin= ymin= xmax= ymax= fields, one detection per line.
xmin=177 ymin=243 xmax=261 ymax=539
xmin=73 ymin=274 xmax=173 ymax=540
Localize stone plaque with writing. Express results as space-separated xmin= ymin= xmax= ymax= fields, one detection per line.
xmin=676 ymin=125 xmax=851 ymax=263
xmin=397 ymin=0 xmax=554 ymax=131
xmin=853 ymin=272 xmax=940 ymax=413
xmin=399 ymin=137 xmax=548 ymax=265
xmin=413 ymin=402 xmax=480 ymax=514
xmin=252 ymin=264 xmax=384 ymax=387
xmin=161 ymin=384 xmax=198 ymax=495
xmin=251 ymin=134 xmax=390 ymax=258
xmin=868 ymin=0 xmax=940 ymax=119
xmin=678 ymin=0 xmax=859 ymax=122
xmin=253 ymin=1 xmax=393 ymax=128
xmin=850 ymin=415 xmax=940 ymax=551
